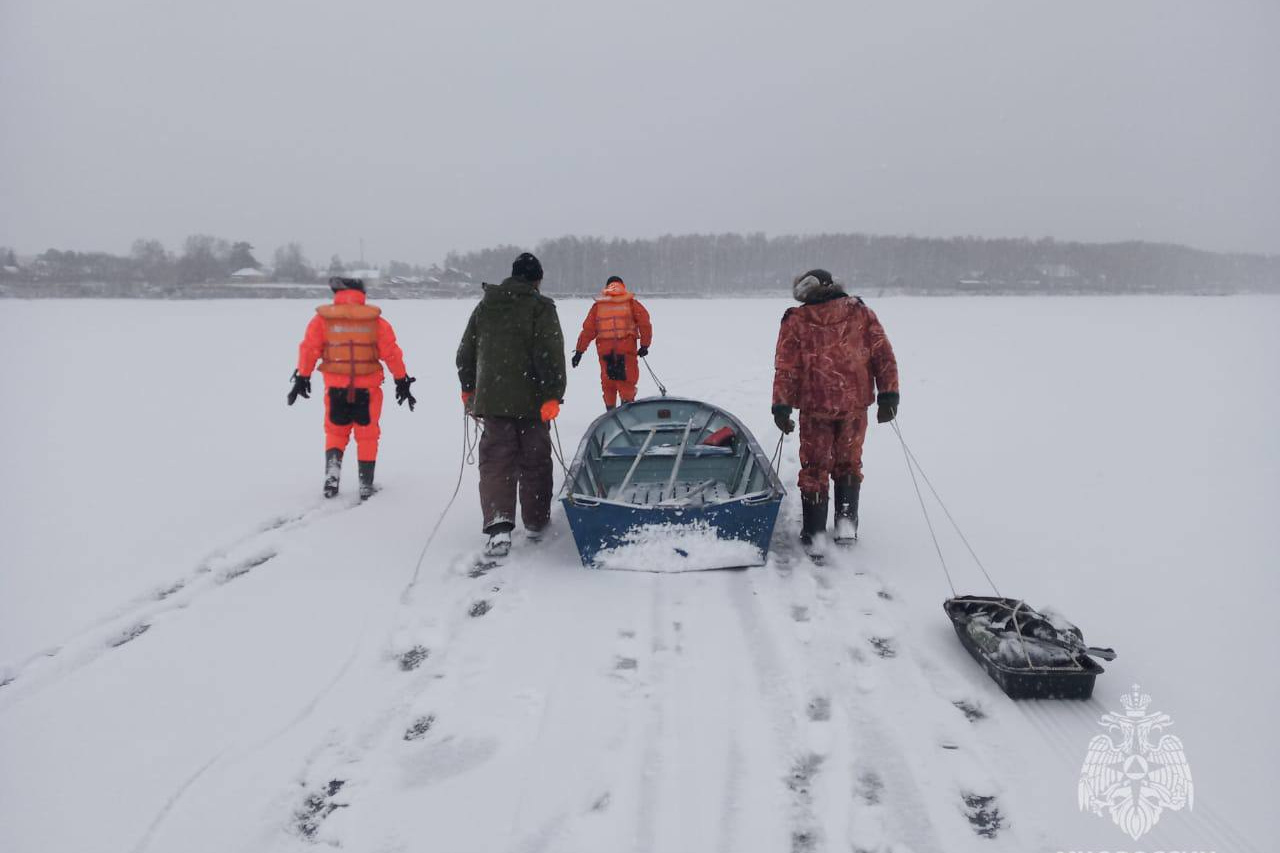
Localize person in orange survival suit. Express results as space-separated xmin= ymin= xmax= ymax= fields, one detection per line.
xmin=571 ymin=276 xmax=653 ymax=409
xmin=287 ymin=276 xmax=416 ymax=500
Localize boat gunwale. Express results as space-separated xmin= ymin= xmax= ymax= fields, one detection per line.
xmin=563 ymin=396 xmax=785 ymax=508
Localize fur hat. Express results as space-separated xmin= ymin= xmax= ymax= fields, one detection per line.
xmin=512 ymin=252 xmax=543 ymax=283
xmin=792 ymin=268 xmax=844 ymax=303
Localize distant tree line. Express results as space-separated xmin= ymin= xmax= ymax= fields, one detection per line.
xmin=444 ymin=233 xmax=1280 ymax=296
xmin=3 ymin=233 xmax=1277 ymax=296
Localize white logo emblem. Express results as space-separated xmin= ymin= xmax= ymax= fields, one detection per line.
xmin=1078 ymin=684 xmax=1194 ymax=840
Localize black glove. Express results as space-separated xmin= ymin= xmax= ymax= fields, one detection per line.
xmin=571 ymin=351 xmax=583 ymax=368
xmin=287 ymin=371 xmax=311 ymax=405
xmin=637 ymin=345 xmax=649 ymax=358
xmin=876 ymin=391 xmax=899 ymax=424
xmin=771 ymin=403 xmax=795 ymax=434
xmin=395 ymin=375 xmax=417 ymax=411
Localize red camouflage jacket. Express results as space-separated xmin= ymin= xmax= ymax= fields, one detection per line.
xmin=772 ymin=296 xmax=899 ymax=417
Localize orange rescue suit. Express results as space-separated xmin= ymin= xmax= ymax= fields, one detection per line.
xmin=575 ymin=286 xmax=653 ymax=407
xmin=297 ymin=289 xmax=408 ymax=460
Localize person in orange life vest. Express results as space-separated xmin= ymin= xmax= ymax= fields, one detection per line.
xmin=571 ymin=276 xmax=653 ymax=409
xmin=288 ymin=277 xmax=416 ymax=500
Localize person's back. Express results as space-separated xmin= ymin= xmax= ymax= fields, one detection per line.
xmin=456 ymin=253 xmax=566 ymax=557
xmin=571 ymin=276 xmax=653 ymax=409
xmin=463 ymin=277 xmax=564 ymax=418
xmin=288 ymin=277 xmax=416 ymax=500
xmin=772 ymin=269 xmax=898 ymax=553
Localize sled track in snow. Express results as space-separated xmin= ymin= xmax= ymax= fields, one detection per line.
xmin=0 ymin=500 xmax=359 ymax=713
xmin=768 ymin=514 xmax=1025 ymax=852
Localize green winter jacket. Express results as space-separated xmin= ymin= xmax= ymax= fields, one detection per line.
xmin=456 ymin=278 xmax=567 ymax=418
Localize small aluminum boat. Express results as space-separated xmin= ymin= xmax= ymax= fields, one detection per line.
xmin=561 ymin=397 xmax=784 ymax=570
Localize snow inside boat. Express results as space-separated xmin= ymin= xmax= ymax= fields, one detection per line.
xmin=944 ymin=596 xmax=1113 ymax=700
xmin=561 ymin=397 xmax=784 ymax=570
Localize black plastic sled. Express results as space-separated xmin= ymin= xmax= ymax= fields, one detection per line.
xmin=943 ymin=596 xmax=1114 ymax=700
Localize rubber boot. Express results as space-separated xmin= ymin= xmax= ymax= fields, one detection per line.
xmin=800 ymin=491 xmax=830 ymax=559
xmin=833 ymin=475 xmax=860 ymax=544
xmin=357 ymin=460 xmax=376 ymax=501
xmin=323 ymin=449 xmax=343 ymax=498
xmin=485 ymin=530 xmax=512 ymax=558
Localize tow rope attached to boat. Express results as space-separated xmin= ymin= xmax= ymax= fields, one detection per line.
xmin=401 ymin=408 xmax=481 ymax=603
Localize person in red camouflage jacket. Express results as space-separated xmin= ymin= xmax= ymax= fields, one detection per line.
xmin=772 ymin=269 xmax=899 ymax=551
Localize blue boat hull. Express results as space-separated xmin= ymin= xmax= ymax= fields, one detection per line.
xmin=560 ymin=396 xmax=785 ymax=570
xmin=562 ymin=494 xmax=782 ymax=569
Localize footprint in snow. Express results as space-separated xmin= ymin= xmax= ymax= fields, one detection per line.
xmin=791 ymin=828 xmax=820 ymax=853
xmin=403 ymin=714 xmax=436 ymax=742
xmin=397 ymin=645 xmax=430 ymax=672
xmin=469 ymin=600 xmax=491 ymax=618
xmin=614 ymin=656 xmax=638 ymax=671
xmin=953 ymin=699 xmax=986 ymax=722
xmin=154 ymin=580 xmax=186 ymax=601
xmin=589 ymin=791 xmax=611 ymax=813
xmin=868 ymin=636 xmax=896 ymax=658
xmin=962 ymin=793 xmax=1004 ymax=838
xmin=786 ymin=752 xmax=825 ymax=798
xmin=806 ymin=695 xmax=831 ymax=722
xmin=790 ymin=605 xmax=810 ymax=623
xmin=109 ymin=623 xmax=150 ymax=648
xmin=467 ymin=559 xmax=499 ymax=579
xmin=876 ymin=588 xmax=894 ymax=601
xmin=294 ymin=779 xmax=348 ymax=840
xmin=855 ymin=769 xmax=884 ymax=805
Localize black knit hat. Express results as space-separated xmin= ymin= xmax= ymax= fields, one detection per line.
xmin=512 ymin=252 xmax=543 ymax=283
xmin=606 ymin=275 xmax=624 ymax=285
xmin=328 ymin=276 xmax=365 ymax=293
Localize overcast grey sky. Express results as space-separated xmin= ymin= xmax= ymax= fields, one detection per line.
xmin=2 ymin=0 xmax=1277 ymax=265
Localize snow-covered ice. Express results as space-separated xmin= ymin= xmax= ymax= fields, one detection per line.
xmin=1 ymin=296 xmax=1276 ymax=852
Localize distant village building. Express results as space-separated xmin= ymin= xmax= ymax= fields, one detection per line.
xmin=230 ymin=267 xmax=268 ymax=282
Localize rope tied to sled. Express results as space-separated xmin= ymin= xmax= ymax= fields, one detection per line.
xmin=891 ymin=419 xmax=1000 ymax=598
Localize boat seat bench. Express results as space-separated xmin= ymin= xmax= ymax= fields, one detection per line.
xmin=607 ymin=480 xmax=734 ymax=505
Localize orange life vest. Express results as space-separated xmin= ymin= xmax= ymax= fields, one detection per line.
xmin=594 ymin=296 xmax=637 ymax=342
xmin=317 ymin=303 xmax=382 ymax=380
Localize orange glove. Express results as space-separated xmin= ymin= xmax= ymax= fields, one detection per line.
xmin=540 ymin=399 xmax=560 ymax=422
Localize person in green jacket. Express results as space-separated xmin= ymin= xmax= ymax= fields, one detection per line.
xmin=456 ymin=252 xmax=567 ymax=557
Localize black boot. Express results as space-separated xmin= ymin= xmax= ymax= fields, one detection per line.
xmin=324 ymin=449 xmax=343 ymax=498
xmin=358 ymin=460 xmax=376 ymax=501
xmin=833 ymin=475 xmax=860 ymax=543
xmin=800 ymin=491 xmax=829 ymax=556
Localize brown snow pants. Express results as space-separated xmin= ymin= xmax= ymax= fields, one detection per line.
xmin=798 ymin=411 xmax=868 ymax=494
xmin=478 ymin=416 xmax=554 ymax=534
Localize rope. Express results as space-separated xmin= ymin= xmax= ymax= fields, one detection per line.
xmin=551 ymin=419 xmax=574 ymax=496
xmin=769 ymin=431 xmax=785 ymax=476
xmin=891 ymin=420 xmax=1001 ymax=597
xmin=641 ymin=356 xmax=668 ymax=396
xmin=400 ymin=408 xmax=480 ymax=604
xmin=892 ymin=418 xmax=957 ymax=597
